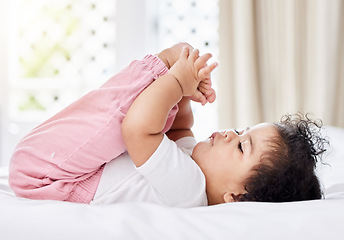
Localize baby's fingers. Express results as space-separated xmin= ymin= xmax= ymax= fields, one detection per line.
xmin=198 ymin=62 xmax=218 ymax=80
xmin=198 ymin=85 xmax=216 ymax=103
xmin=180 ymin=46 xmax=190 ymax=59
xmin=205 ymin=88 xmax=216 ymax=103
xmin=198 ymin=85 xmax=213 ymax=96
xmin=194 ymin=53 xmax=213 ymax=70
xmin=198 ymin=79 xmax=212 ymax=90
xmin=190 ymin=90 xmax=207 ymax=105
xmin=189 ymin=49 xmax=200 ymax=62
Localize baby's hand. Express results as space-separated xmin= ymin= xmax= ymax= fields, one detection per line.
xmin=158 ymin=42 xmax=193 ymax=69
xmin=169 ymin=47 xmax=218 ymax=100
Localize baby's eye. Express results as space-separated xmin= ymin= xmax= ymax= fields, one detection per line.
xmin=234 ymin=129 xmax=240 ymax=135
xmin=238 ymin=142 xmax=243 ymax=153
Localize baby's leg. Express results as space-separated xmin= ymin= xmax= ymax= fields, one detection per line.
xmin=9 ymin=55 xmax=177 ymax=203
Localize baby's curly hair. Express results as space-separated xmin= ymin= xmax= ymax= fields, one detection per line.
xmin=238 ymin=113 xmax=329 ymax=202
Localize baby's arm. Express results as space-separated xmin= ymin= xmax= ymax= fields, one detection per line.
xmin=122 ymin=47 xmax=217 ymax=167
xmin=165 ymin=97 xmax=194 ymax=141
xmin=158 ymin=43 xmax=216 ymax=141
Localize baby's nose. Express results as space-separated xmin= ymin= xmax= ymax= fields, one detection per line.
xmin=223 ymin=130 xmax=238 ymax=141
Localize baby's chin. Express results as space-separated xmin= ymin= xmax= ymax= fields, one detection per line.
xmin=191 ymin=139 xmax=211 ymax=162
xmin=194 ymin=138 xmax=211 ymax=151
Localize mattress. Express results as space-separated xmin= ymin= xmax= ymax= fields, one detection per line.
xmin=0 ymin=126 xmax=343 ymax=240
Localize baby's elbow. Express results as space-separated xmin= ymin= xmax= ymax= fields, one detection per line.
xmin=121 ymin=116 xmax=138 ymax=145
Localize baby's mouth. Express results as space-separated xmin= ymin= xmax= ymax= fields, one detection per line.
xmin=208 ymin=132 xmax=217 ymax=145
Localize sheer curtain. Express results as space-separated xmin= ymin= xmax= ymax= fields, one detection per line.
xmin=217 ymin=0 xmax=344 ymax=129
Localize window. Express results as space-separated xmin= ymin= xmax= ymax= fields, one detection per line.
xmin=0 ymin=0 xmax=218 ymax=165
xmin=10 ymin=0 xmax=117 ymax=121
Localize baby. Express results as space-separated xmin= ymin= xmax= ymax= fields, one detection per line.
xmin=9 ymin=43 xmax=327 ymax=207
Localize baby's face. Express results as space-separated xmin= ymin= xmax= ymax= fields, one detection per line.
xmin=192 ymin=123 xmax=278 ymax=204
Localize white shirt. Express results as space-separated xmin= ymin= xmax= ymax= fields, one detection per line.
xmin=92 ymin=135 xmax=207 ymax=207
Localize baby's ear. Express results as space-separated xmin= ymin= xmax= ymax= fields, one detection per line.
xmin=223 ymin=192 xmax=243 ymax=203
xmin=223 ymin=192 xmax=232 ymax=203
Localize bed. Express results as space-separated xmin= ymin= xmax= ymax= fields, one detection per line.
xmin=1 ymin=126 xmax=344 ymax=240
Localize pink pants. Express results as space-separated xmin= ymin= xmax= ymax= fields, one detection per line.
xmin=9 ymin=55 xmax=178 ymax=203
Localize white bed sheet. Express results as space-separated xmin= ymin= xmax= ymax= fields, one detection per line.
xmin=1 ymin=126 xmax=344 ymax=240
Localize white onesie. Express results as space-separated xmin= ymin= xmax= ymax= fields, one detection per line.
xmin=92 ymin=135 xmax=207 ymax=207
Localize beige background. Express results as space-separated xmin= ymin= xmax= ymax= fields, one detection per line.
xmin=218 ymin=0 xmax=344 ymax=129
